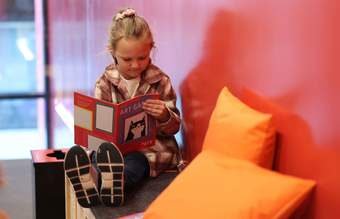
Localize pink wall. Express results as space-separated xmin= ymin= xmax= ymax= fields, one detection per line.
xmin=47 ymin=0 xmax=340 ymax=218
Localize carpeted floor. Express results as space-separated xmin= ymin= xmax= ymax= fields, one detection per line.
xmin=91 ymin=172 xmax=177 ymax=218
xmin=0 ymin=159 xmax=34 ymax=219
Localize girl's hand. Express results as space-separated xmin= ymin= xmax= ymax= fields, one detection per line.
xmin=142 ymin=99 xmax=170 ymax=122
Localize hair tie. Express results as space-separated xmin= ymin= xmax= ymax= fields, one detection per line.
xmin=115 ymin=8 xmax=136 ymax=21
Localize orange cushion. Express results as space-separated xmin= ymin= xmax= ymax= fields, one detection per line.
xmin=202 ymin=87 xmax=276 ymax=168
xmin=144 ymin=151 xmax=316 ymax=219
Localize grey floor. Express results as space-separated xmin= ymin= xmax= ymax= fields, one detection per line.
xmin=92 ymin=172 xmax=177 ymax=219
xmin=0 ymin=159 xmax=34 ymax=219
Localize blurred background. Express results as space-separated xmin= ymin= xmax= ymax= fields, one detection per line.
xmin=0 ymin=0 xmax=45 ymax=159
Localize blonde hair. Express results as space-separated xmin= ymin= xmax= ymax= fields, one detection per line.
xmin=108 ymin=8 xmax=154 ymax=53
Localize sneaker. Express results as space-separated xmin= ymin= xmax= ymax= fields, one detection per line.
xmin=96 ymin=142 xmax=124 ymax=207
xmin=64 ymin=145 xmax=100 ymax=208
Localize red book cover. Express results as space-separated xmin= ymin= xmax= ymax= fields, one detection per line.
xmin=74 ymin=92 xmax=159 ymax=154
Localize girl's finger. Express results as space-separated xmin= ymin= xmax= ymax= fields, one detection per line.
xmin=144 ymin=99 xmax=161 ymax=104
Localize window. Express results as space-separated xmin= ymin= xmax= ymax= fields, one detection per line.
xmin=0 ymin=0 xmax=48 ymax=159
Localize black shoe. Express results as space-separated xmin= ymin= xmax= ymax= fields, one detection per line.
xmin=64 ymin=145 xmax=100 ymax=208
xmin=96 ymin=142 xmax=124 ymax=207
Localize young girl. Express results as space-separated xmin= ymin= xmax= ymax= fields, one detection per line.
xmin=64 ymin=8 xmax=183 ymax=208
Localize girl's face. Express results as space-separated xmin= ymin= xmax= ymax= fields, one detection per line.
xmin=113 ymin=37 xmax=152 ymax=79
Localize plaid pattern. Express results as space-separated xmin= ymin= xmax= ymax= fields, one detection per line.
xmin=94 ymin=63 xmax=181 ymax=177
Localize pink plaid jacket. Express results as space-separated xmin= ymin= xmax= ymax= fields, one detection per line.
xmin=94 ymin=63 xmax=181 ymax=177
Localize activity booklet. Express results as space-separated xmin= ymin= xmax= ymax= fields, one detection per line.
xmin=74 ymin=92 xmax=159 ymax=154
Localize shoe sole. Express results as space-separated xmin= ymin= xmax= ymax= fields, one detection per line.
xmin=97 ymin=142 xmax=124 ymax=207
xmin=64 ymin=145 xmax=100 ymax=208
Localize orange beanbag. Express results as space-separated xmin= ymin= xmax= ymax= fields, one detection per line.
xmin=144 ymin=151 xmax=316 ymax=219
xmin=202 ymin=87 xmax=276 ymax=169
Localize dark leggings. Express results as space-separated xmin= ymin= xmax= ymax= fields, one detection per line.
xmin=124 ymin=151 xmax=150 ymax=191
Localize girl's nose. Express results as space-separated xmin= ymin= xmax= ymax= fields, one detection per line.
xmin=130 ymin=60 xmax=141 ymax=69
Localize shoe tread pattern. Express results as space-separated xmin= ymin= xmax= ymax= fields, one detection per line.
xmin=97 ymin=142 xmax=124 ymax=207
xmin=64 ymin=145 xmax=100 ymax=208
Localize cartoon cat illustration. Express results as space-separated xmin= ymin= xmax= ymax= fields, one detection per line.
xmin=125 ymin=116 xmax=146 ymax=142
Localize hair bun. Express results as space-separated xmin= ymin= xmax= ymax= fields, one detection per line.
xmin=115 ymin=8 xmax=136 ymax=21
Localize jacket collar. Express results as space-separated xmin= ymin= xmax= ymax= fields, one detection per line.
xmin=104 ymin=63 xmax=163 ymax=87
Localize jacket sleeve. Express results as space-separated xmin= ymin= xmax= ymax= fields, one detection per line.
xmin=156 ymin=76 xmax=181 ymax=136
xmin=94 ymin=74 xmax=113 ymax=102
